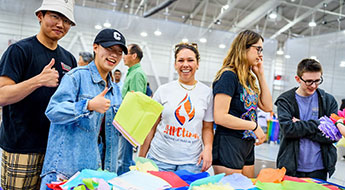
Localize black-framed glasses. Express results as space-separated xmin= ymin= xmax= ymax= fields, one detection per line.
xmin=47 ymin=12 xmax=73 ymax=26
xmin=174 ymin=42 xmax=198 ymax=51
xmin=251 ymin=45 xmax=263 ymax=54
xmin=300 ymin=76 xmax=323 ymax=86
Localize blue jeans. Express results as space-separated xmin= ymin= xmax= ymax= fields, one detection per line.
xmin=117 ymin=135 xmax=133 ymax=175
xmin=147 ymin=154 xmax=202 ymax=174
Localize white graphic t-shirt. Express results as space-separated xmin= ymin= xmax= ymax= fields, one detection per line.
xmin=148 ymin=80 xmax=213 ymax=165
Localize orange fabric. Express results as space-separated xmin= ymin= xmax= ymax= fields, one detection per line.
xmin=330 ymin=113 xmax=343 ymax=123
xmin=255 ymin=167 xmax=286 ymax=184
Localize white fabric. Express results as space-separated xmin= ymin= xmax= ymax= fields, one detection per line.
xmin=148 ymin=80 xmax=213 ymax=165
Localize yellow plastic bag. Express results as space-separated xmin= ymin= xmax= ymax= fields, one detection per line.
xmin=113 ymin=91 xmax=163 ymax=147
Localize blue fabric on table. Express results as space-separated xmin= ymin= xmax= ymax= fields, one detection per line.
xmin=166 ymin=170 xmax=210 ymax=190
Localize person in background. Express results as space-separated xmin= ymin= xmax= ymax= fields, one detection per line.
xmin=0 ymin=0 xmax=77 ymax=189
xmin=146 ymin=82 xmax=153 ymax=97
xmin=40 ymin=28 xmax=127 ymax=189
xmin=139 ymin=42 xmax=214 ymax=173
xmin=257 ymin=109 xmax=270 ymax=134
xmin=340 ymin=99 xmax=345 ymax=110
xmin=275 ymin=58 xmax=338 ymax=180
xmin=78 ymin=51 xmax=93 ymax=66
xmin=212 ymin=30 xmax=272 ymax=178
xmin=114 ymin=69 xmax=123 ymax=90
xmin=118 ymin=43 xmax=147 ymax=175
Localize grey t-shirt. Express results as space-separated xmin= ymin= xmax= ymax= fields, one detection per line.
xmin=295 ymin=92 xmax=324 ymax=172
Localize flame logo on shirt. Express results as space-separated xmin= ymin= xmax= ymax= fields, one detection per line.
xmin=174 ymin=93 xmax=195 ymax=126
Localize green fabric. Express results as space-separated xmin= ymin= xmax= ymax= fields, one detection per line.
xmin=134 ymin=157 xmax=159 ymax=170
xmin=282 ymin=180 xmax=329 ymax=190
xmin=114 ymin=91 xmax=163 ymax=146
xmin=188 ymin=173 xmax=226 ymax=190
xmin=82 ymin=178 xmax=97 ymax=189
xmin=121 ymin=63 xmax=147 ymax=99
xmin=255 ymin=181 xmax=282 ymax=190
xmin=255 ymin=180 xmax=330 ymax=190
xmin=73 ymin=185 xmax=87 ymax=190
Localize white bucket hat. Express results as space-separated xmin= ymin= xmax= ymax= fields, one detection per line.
xmin=35 ymin=0 xmax=76 ymax=26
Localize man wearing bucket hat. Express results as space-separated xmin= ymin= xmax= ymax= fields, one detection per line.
xmin=40 ymin=28 xmax=127 ymax=189
xmin=0 ymin=0 xmax=76 ymax=189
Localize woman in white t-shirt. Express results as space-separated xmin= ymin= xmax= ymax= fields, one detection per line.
xmin=139 ymin=43 xmax=214 ymax=173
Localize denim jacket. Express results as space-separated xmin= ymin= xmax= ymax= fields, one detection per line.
xmin=41 ymin=61 xmax=122 ymax=179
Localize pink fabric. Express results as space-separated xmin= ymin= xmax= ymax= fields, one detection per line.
xmin=148 ymin=171 xmax=189 ymax=188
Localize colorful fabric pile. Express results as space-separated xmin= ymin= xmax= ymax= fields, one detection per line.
xmin=44 ymin=160 xmax=345 ymax=190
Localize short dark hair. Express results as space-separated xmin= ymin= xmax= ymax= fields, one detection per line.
xmin=297 ymin=58 xmax=323 ymax=77
xmin=114 ymin=69 xmax=121 ymax=74
xmin=79 ymin=52 xmax=93 ymax=63
xmin=129 ymin=44 xmax=143 ymax=61
xmin=41 ymin=10 xmax=47 ymax=16
xmin=38 ymin=11 xmax=47 ymax=25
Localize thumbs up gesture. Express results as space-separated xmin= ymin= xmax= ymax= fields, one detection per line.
xmin=87 ymin=87 xmax=111 ymax=113
xmin=38 ymin=58 xmax=59 ymax=87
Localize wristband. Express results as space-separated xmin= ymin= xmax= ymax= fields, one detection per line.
xmin=252 ymin=122 xmax=258 ymax=131
xmin=335 ymin=121 xmax=343 ymax=126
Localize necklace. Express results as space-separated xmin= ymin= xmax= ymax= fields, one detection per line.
xmin=178 ymin=80 xmax=197 ymax=91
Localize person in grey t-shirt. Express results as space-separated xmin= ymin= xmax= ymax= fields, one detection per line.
xmin=275 ymin=58 xmax=338 ymax=180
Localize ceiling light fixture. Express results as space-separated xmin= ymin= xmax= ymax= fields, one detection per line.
xmin=154 ymin=29 xmax=162 ymax=36
xmin=276 ymin=48 xmax=284 ymax=55
xmin=199 ymin=38 xmax=207 ymax=43
xmin=94 ymin=24 xmax=102 ymax=30
xmin=340 ymin=61 xmax=345 ymax=67
xmin=310 ymin=56 xmax=317 ymax=60
xmin=182 ymin=38 xmax=188 ymax=43
xmin=269 ymin=11 xmax=277 ymax=19
xmin=219 ymin=44 xmax=226 ymax=49
xmin=140 ymin=32 xmax=148 ymax=37
xmin=103 ymin=21 xmax=111 ymax=28
xmin=308 ymin=21 xmax=317 ymax=27
xmin=284 ymin=55 xmax=291 ymax=59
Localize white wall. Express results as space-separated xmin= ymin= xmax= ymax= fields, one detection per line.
xmin=283 ymin=31 xmax=345 ymax=105
xmin=0 ymin=0 xmax=278 ymax=92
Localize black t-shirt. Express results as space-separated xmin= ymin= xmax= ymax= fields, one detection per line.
xmin=212 ymin=71 xmax=258 ymax=139
xmin=0 ymin=36 xmax=77 ymax=153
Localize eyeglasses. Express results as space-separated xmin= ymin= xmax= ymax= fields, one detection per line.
xmin=251 ymin=45 xmax=263 ymax=54
xmin=300 ymin=76 xmax=323 ymax=86
xmin=174 ymin=43 xmax=198 ymax=52
xmin=47 ymin=12 xmax=73 ymax=27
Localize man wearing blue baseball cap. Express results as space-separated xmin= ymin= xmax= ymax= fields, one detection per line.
xmin=0 ymin=0 xmax=77 ymax=189
xmin=40 ymin=28 xmax=127 ymax=189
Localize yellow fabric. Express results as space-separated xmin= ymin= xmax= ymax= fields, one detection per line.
xmin=337 ymin=137 xmax=345 ymax=147
xmin=113 ymin=91 xmax=163 ymax=147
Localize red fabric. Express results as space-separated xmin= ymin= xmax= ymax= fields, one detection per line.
xmin=283 ymin=175 xmax=307 ymax=183
xmin=46 ymin=181 xmax=66 ymax=190
xmin=148 ymin=171 xmax=189 ymax=188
